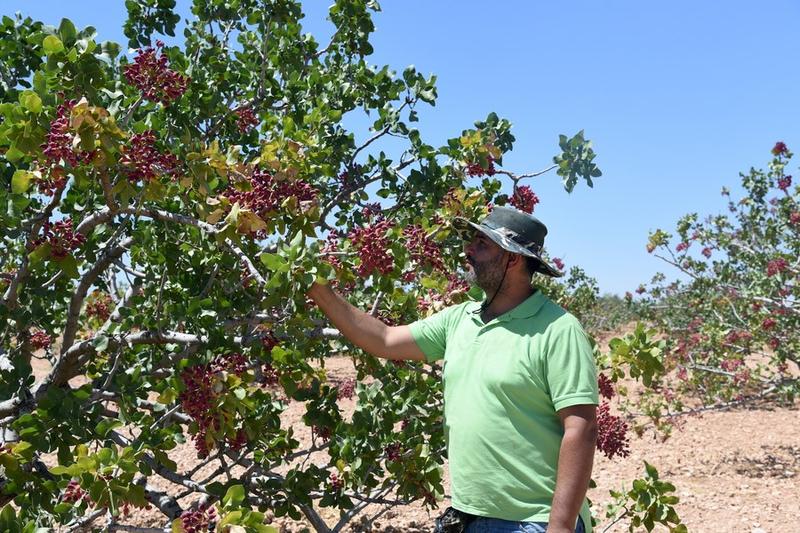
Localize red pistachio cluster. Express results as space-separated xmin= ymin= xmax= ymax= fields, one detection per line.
xmin=85 ymin=292 xmax=113 ymax=322
xmin=417 ymin=275 xmax=470 ymax=314
xmin=34 ymin=219 xmax=86 ymax=260
xmin=465 ymin=157 xmax=496 ymax=177
xmin=725 ymin=329 xmax=752 ymax=345
xmin=733 ymin=368 xmax=751 ymax=386
xmin=675 ymin=242 xmax=689 ymax=253
xmin=118 ymin=131 xmax=180 ymax=183
xmin=336 ymin=163 xmax=362 ymax=186
xmin=552 ymin=257 xmax=565 ymax=271
xmin=336 ymin=378 xmax=356 ymax=400
xmin=598 ymin=373 xmax=614 ymax=400
xmin=509 ymin=185 xmax=539 ymax=214
xmin=790 ymin=212 xmax=800 ymax=225
xmin=348 ymin=219 xmax=395 ymax=277
xmin=701 ymin=247 xmax=713 ymax=258
xmin=384 ymin=442 xmax=401 ymax=462
xmin=596 ymin=402 xmax=630 ymax=460
xmin=313 ymin=425 xmax=333 ymax=441
xmin=772 ymin=141 xmax=788 ymax=156
xmin=225 ymin=169 xmax=318 ymax=219
xmin=179 ymin=505 xmax=217 ymax=533
xmin=403 ymin=224 xmax=444 ymax=272
xmin=36 ymin=167 xmax=68 ymax=196
xmin=766 ymin=258 xmax=788 ymax=277
xmin=124 ymin=41 xmax=188 ymax=105
xmin=63 ymin=480 xmax=91 ymax=504
xmin=29 ymin=328 xmax=52 ymax=350
xmin=777 ymin=175 xmax=792 ymax=191
xmin=360 ymin=202 xmax=382 ymax=219
xmin=260 ymin=363 xmax=280 ymax=387
xmin=42 ymin=100 xmax=96 ymax=168
xmin=320 ymin=231 xmax=343 ymax=271
xmin=329 ymin=471 xmax=344 ymax=491
xmin=720 ymin=358 xmax=743 ymax=372
xmin=179 ymin=353 xmax=249 ymax=458
xmin=235 ymin=106 xmax=259 ymax=133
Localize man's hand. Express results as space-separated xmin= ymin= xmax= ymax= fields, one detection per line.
xmin=307 ymin=282 xmax=426 ymax=361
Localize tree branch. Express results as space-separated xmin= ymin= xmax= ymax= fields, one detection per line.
xmin=60 ymin=237 xmax=134 ymax=356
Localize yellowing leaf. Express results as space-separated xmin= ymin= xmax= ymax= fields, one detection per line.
xmin=19 ymin=91 xmax=42 ymax=114
xmin=171 ymin=518 xmax=187 ymax=533
xmin=206 ymin=208 xmax=226 ymax=224
xmin=11 ymin=170 xmax=34 ymax=194
xmin=235 ymin=209 xmax=267 ymax=234
xmin=42 ymin=35 xmax=64 ymax=54
xmin=158 ymin=388 xmax=177 ymax=404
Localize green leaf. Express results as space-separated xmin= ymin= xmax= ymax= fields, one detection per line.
xmin=42 ymin=35 xmax=65 ymax=55
xmin=217 ymin=510 xmax=243 ymax=528
xmin=644 ymin=461 xmax=658 ymax=480
xmin=222 ymin=484 xmax=246 ymax=506
xmin=158 ymin=388 xmax=177 ymax=404
xmin=0 ymin=505 xmax=17 ymax=529
xmin=19 ymin=91 xmax=42 ymax=114
xmin=11 ymin=170 xmax=34 ymax=194
xmin=260 ymin=252 xmax=287 ymax=272
xmin=5 ymin=146 xmax=24 ymax=162
xmin=57 ymin=254 xmax=80 ymax=279
xmin=154 ymin=449 xmax=177 ymax=472
xmin=58 ymin=18 xmax=77 ymax=43
xmin=95 ymin=419 xmax=122 ymax=437
xmin=92 ymin=334 xmax=110 ymax=352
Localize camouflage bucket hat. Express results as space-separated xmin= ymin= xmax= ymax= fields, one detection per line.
xmin=453 ymin=206 xmax=563 ymax=277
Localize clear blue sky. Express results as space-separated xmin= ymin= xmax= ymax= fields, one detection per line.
xmin=5 ymin=1 xmax=799 ymax=295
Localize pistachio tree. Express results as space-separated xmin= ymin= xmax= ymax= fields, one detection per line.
xmin=0 ymin=1 xmax=638 ymax=531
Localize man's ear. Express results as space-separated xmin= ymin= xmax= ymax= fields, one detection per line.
xmin=507 ymin=252 xmax=527 ymax=272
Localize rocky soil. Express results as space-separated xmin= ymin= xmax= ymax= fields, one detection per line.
xmin=32 ymin=354 xmax=800 ymax=532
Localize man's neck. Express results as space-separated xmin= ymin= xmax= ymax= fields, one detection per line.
xmin=480 ymin=283 xmax=536 ymax=322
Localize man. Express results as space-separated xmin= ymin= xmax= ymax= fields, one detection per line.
xmin=308 ymin=206 xmax=598 ymax=533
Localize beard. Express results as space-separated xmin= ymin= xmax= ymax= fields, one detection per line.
xmin=463 ymin=254 xmax=508 ymax=294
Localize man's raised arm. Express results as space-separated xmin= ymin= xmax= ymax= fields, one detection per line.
xmin=308 ymin=282 xmax=426 ymax=361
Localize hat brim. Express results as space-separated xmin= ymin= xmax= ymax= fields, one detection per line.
xmin=453 ymin=217 xmax=564 ymax=278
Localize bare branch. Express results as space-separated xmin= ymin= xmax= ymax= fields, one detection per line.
xmin=108 ymin=430 xmax=208 ymax=494
xmin=136 ymin=477 xmax=183 ymax=520
xmin=225 ymin=238 xmax=266 ymax=286
xmin=60 ymin=237 xmax=134 ymax=356
xmin=369 ymin=291 xmax=383 ymax=317
xmin=494 ymin=163 xmax=558 ymax=183
xmin=66 ymin=508 xmax=106 ymax=532
xmin=105 ymin=281 xmax=143 ymax=326
xmin=77 ymin=207 xmax=219 ymax=237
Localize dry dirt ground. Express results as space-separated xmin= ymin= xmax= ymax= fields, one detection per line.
xmin=32 ymin=355 xmax=800 ymax=532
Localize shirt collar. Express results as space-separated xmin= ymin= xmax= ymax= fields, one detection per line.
xmin=501 ymin=289 xmax=546 ymax=321
xmin=468 ymin=289 xmax=547 ymax=324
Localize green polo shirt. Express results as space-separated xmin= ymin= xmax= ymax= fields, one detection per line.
xmin=409 ymin=290 xmax=597 ymax=531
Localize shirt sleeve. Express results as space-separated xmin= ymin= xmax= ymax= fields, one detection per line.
xmin=408 ymin=305 xmax=459 ymax=363
xmin=545 ymin=316 xmax=599 ymax=412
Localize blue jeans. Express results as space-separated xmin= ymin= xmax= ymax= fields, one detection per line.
xmin=466 ymin=515 xmax=586 ymax=533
